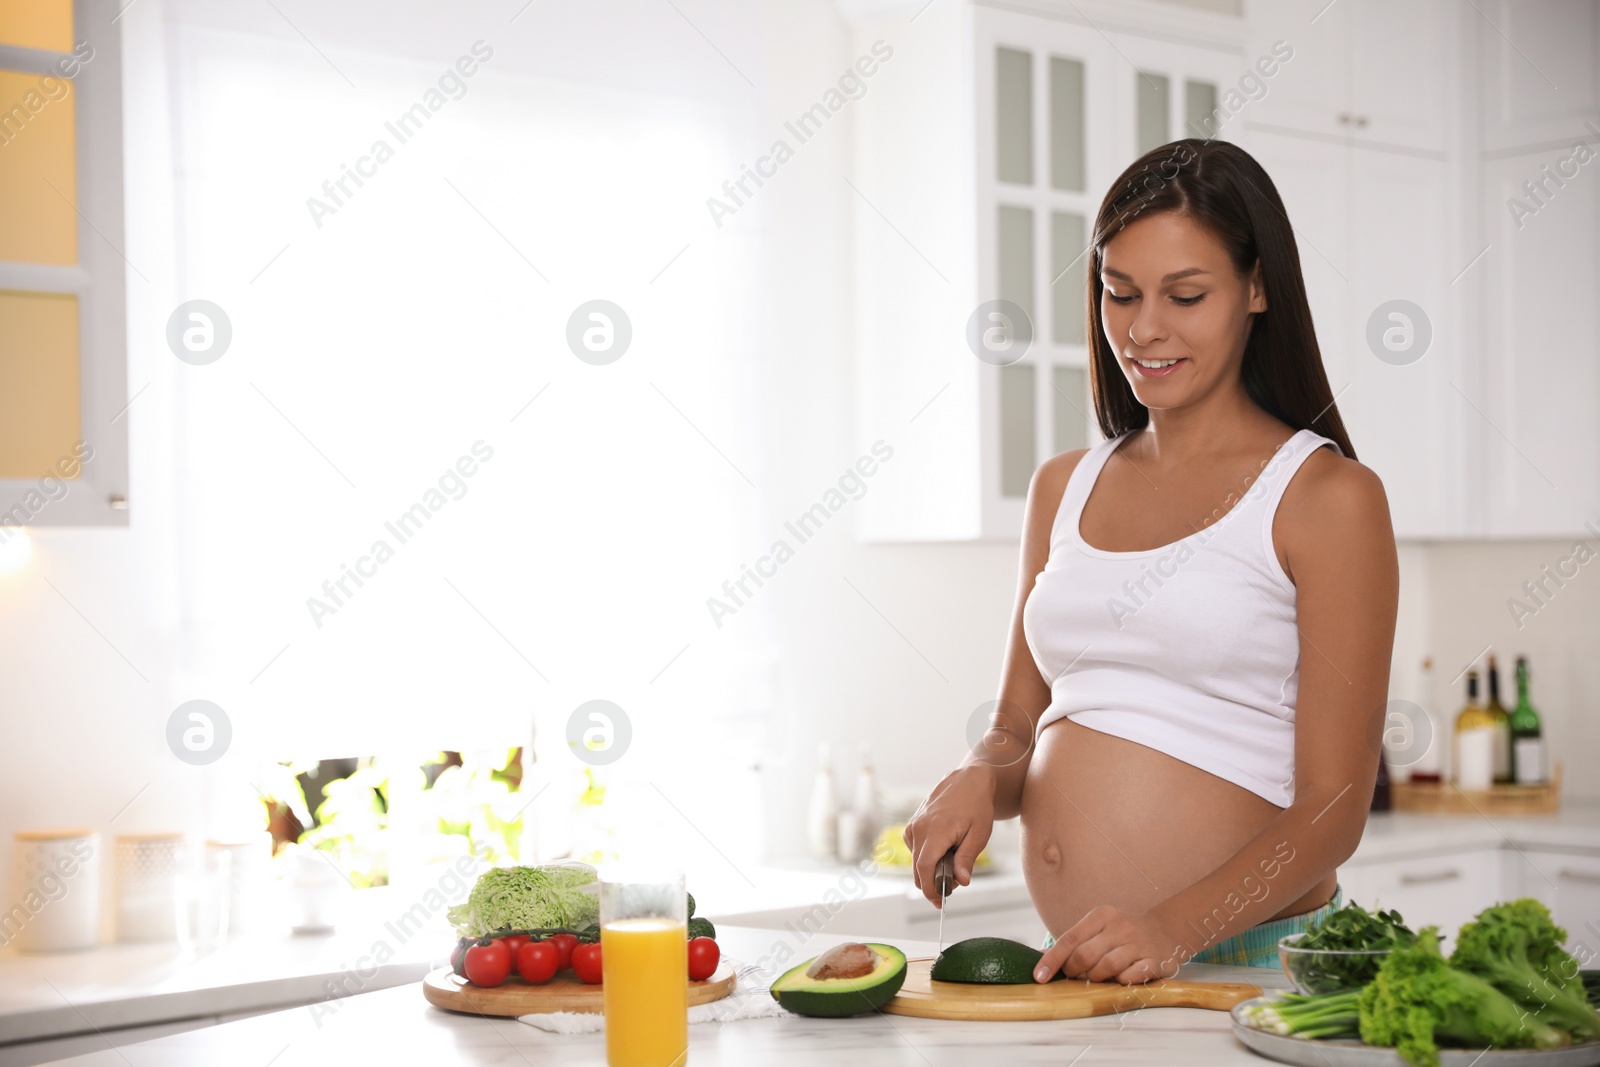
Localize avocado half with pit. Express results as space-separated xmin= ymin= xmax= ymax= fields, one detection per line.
xmin=770 ymin=942 xmax=908 ymax=1017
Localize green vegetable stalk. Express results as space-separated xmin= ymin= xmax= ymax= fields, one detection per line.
xmin=1357 ymin=926 xmax=1568 ymax=1067
xmin=1240 ymin=989 xmax=1363 ymax=1040
xmin=1448 ymin=898 xmax=1600 ymax=1044
xmin=446 ymin=862 xmax=600 ymax=939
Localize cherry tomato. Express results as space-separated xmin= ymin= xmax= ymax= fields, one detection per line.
xmin=571 ymin=942 xmax=603 ymax=984
xmin=463 ymin=939 xmax=512 ymax=987
xmin=500 ymin=934 xmax=530 ymax=959
xmin=516 ymin=939 xmax=560 ymax=984
xmin=687 ymin=937 xmax=720 ymax=981
xmin=450 ymin=940 xmax=471 ymax=978
xmin=548 ymin=933 xmax=578 ymax=971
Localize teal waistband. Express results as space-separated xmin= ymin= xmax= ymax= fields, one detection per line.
xmin=1040 ymin=883 xmax=1344 ymax=970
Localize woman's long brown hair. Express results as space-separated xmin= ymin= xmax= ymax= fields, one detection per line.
xmin=1085 ymin=138 xmax=1357 ymax=460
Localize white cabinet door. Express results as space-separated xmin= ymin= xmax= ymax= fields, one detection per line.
xmin=1244 ymin=0 xmax=1448 ymax=153
xmin=1342 ymin=150 xmax=1464 ymax=537
xmin=1476 ymin=0 xmax=1600 ymax=154
xmin=1477 ymin=149 xmax=1600 ymax=538
xmin=1337 ymin=848 xmax=1503 ymax=945
xmin=1516 ymin=849 xmax=1600 ymax=955
xmin=1243 ymin=0 xmax=1355 ymax=140
xmin=1348 ymin=0 xmax=1450 ymax=153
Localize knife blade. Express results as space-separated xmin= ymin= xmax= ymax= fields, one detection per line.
xmin=934 ymin=847 xmax=957 ymax=956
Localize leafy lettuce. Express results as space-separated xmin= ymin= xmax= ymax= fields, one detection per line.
xmin=446 ymin=862 xmax=600 ymax=938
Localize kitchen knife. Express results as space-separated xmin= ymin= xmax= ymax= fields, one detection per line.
xmin=934 ymin=847 xmax=957 ymax=956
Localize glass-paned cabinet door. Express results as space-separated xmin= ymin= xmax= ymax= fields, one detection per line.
xmin=978 ymin=10 xmax=1112 ymax=511
xmin=0 ymin=0 xmax=128 ymax=524
xmin=1108 ymin=29 xmax=1243 ymax=165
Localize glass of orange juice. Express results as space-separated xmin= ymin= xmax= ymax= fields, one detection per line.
xmin=600 ymin=865 xmax=688 ymax=1067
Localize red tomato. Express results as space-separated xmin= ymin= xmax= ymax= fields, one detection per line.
xmin=548 ymin=933 xmax=578 ymax=971
xmin=516 ymin=939 xmax=560 ymax=984
xmin=687 ymin=937 xmax=720 ymax=981
xmin=463 ymin=940 xmax=512 ymax=987
xmin=571 ymin=942 xmax=603 ymax=984
xmin=500 ymin=934 xmax=530 ymax=958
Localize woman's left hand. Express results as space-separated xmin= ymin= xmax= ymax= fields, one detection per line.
xmin=1033 ymin=905 xmax=1191 ymax=985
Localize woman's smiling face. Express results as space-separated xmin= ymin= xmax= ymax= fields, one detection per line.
xmin=1098 ymin=210 xmax=1267 ymax=412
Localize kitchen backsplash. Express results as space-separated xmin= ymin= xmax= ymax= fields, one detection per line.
xmin=1396 ymin=539 xmax=1600 ymax=802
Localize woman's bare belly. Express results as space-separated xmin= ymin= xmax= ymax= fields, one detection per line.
xmin=1021 ymin=718 xmax=1337 ymax=942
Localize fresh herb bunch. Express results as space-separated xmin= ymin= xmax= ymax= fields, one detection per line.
xmin=1292 ymin=902 xmax=1417 ymax=991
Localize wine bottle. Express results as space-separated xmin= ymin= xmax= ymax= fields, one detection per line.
xmin=1452 ymin=669 xmax=1495 ymax=791
xmin=1485 ymin=654 xmax=1512 ymax=785
xmin=1510 ymin=656 xmax=1547 ymax=785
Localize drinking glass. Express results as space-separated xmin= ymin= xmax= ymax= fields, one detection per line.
xmin=600 ymin=865 xmax=688 ymax=1067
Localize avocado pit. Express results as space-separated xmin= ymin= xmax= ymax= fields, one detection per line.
xmin=805 ymin=942 xmax=880 ymax=981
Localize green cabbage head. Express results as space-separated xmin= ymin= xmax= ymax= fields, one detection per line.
xmin=447 ymin=862 xmax=600 ymax=938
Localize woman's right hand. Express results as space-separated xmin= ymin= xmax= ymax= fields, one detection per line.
xmin=903 ymin=762 xmax=997 ymax=907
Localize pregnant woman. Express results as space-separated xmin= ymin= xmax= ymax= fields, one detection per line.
xmin=904 ymin=139 xmax=1399 ymax=985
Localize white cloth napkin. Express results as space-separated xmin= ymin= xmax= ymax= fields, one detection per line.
xmin=516 ymin=957 xmax=788 ymax=1034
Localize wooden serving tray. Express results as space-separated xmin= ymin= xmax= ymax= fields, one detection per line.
xmin=422 ymin=961 xmax=737 ymax=1017
xmin=881 ymin=957 xmax=1262 ymax=1021
xmin=1393 ymin=761 xmax=1562 ymax=815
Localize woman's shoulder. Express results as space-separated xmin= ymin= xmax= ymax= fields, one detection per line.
xmin=1031 ymin=445 xmax=1099 ymax=505
xmin=1279 ymin=437 xmax=1393 ymax=546
xmin=1022 ymin=447 xmax=1095 ymax=537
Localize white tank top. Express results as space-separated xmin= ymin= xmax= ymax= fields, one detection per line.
xmin=1022 ymin=428 xmax=1342 ymax=808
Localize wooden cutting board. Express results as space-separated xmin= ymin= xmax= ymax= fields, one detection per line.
xmin=422 ymin=961 xmax=737 ymax=1017
xmin=882 ymin=957 xmax=1263 ymax=1021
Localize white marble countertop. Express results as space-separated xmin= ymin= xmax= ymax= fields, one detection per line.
xmin=28 ymin=925 xmax=1295 ymax=1067
xmin=1346 ymin=799 xmax=1600 ymax=861
xmin=4 ymin=803 xmax=1597 ymax=1050
xmin=0 ymin=921 xmax=432 ymax=1045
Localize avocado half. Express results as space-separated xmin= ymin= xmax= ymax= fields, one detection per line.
xmin=769 ymin=943 xmax=908 ymax=1017
xmin=930 ymin=936 xmax=1066 ymax=983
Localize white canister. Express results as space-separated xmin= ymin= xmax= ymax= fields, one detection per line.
xmin=8 ymin=830 xmax=100 ymax=952
xmin=115 ymin=833 xmax=185 ymax=942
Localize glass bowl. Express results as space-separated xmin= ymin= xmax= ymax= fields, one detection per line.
xmin=1277 ymin=932 xmax=1393 ymax=994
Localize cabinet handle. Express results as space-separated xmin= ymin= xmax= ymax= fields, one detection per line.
xmin=1355 ymin=116 xmax=1369 ymax=129
xmin=1558 ymin=868 xmax=1600 ymax=885
xmin=1336 ymin=112 xmax=1351 ymax=125
xmin=1399 ymin=869 xmax=1462 ymax=885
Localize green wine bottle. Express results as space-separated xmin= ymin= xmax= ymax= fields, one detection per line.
xmin=1510 ymin=656 xmax=1546 ymax=785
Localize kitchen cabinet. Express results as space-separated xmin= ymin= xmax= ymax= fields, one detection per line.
xmin=1245 ymin=0 xmax=1600 ymax=539
xmin=1475 ymin=0 xmax=1600 ymax=155
xmin=1336 ymin=846 xmax=1506 ymax=945
xmin=1243 ymin=0 xmax=1450 ymax=153
xmin=0 ymin=0 xmax=130 ymax=526
xmin=1474 ymin=146 xmax=1600 ymax=537
xmin=850 ymin=0 xmax=1246 ymax=541
xmin=1515 ymin=848 xmax=1600 ymax=955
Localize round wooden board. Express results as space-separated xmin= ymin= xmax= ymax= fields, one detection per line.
xmin=422 ymin=962 xmax=738 ymax=1017
xmin=883 ymin=958 xmax=1262 ymax=1022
